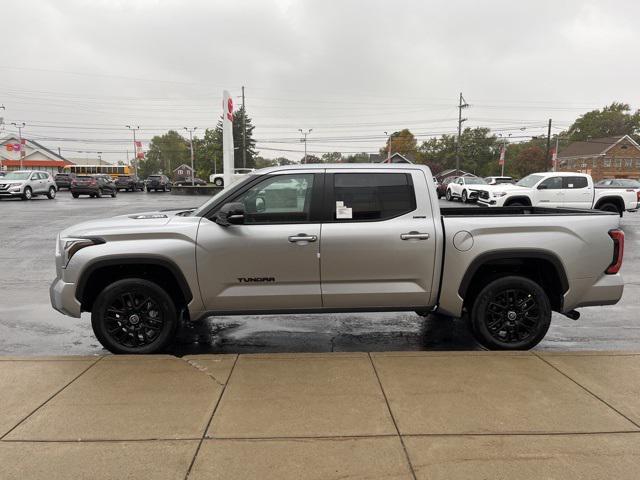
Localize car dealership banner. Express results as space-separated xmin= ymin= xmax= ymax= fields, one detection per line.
xmin=222 ymin=90 xmax=234 ymax=188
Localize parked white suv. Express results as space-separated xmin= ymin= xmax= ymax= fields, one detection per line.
xmin=446 ymin=176 xmax=487 ymax=203
xmin=0 ymin=170 xmax=57 ymax=200
xmin=210 ymin=168 xmax=255 ymax=187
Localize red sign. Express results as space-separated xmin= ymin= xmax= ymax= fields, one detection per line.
xmin=499 ymin=145 xmax=506 ymax=166
xmin=6 ymin=144 xmax=13 ymax=152
xmin=226 ymin=98 xmax=233 ymax=121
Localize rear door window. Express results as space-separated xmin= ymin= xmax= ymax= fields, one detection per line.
xmin=562 ymin=176 xmax=588 ymax=189
xmin=331 ymin=173 xmax=416 ymax=221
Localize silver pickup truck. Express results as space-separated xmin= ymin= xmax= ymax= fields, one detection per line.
xmin=50 ymin=164 xmax=625 ymax=354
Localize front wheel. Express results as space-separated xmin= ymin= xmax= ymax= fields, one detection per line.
xmin=22 ymin=187 xmax=32 ymax=200
xmin=470 ymin=276 xmax=551 ymax=350
xmin=96 ymin=189 xmax=102 ymax=198
xmin=462 ymin=190 xmax=468 ymax=203
xmin=72 ymin=192 xmax=80 ymax=198
xmin=47 ymin=186 xmax=57 ymax=199
xmin=91 ymin=278 xmax=178 ymax=354
xmin=445 ymin=189 xmax=452 ymax=201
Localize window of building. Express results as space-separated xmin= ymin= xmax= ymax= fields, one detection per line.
xmin=625 ymin=159 xmax=632 ymax=168
xmin=604 ymin=158 xmax=611 ymax=167
xmin=332 ymin=173 xmax=416 ymax=221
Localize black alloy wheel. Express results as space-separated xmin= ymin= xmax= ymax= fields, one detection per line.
xmin=91 ymin=279 xmax=177 ymax=354
xmin=471 ymin=276 xmax=551 ymax=350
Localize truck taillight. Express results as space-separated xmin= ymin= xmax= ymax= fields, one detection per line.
xmin=606 ymin=229 xmax=624 ymax=274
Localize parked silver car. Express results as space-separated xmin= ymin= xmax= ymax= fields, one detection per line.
xmin=0 ymin=170 xmax=57 ymax=200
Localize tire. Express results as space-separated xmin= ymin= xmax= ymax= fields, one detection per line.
xmin=470 ymin=275 xmax=551 ymax=350
xmin=72 ymin=192 xmax=80 ymax=198
xmin=47 ymin=186 xmax=57 ymax=199
xmin=462 ymin=190 xmax=468 ymax=203
xmin=146 ymin=187 xmax=151 ymax=192
xmin=214 ymin=178 xmax=223 ymax=187
xmin=22 ymin=187 xmax=32 ymax=201
xmin=111 ymin=189 xmax=117 ymax=198
xmin=598 ymin=202 xmax=620 ymax=215
xmin=91 ymin=278 xmax=178 ymax=354
xmin=445 ymin=189 xmax=452 ymax=201
xmin=96 ymin=189 xmax=102 ymax=198
xmin=506 ymin=201 xmax=525 ymax=207
xmin=162 ymin=186 xmax=166 ymax=192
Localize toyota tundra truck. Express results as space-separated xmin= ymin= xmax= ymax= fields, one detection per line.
xmin=50 ymin=164 xmax=625 ymax=354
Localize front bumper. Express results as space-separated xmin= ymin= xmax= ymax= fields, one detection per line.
xmin=477 ymin=198 xmax=497 ymax=206
xmin=50 ymin=277 xmax=82 ymax=318
xmin=0 ymin=191 xmax=23 ymax=198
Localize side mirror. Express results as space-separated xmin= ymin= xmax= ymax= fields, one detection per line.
xmin=214 ymin=202 xmax=245 ymax=227
xmin=537 ymin=184 xmax=547 ymax=190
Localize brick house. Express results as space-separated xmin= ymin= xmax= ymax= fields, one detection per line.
xmin=173 ymin=163 xmax=194 ymax=181
xmin=556 ymin=135 xmax=640 ymax=181
xmin=0 ymin=135 xmax=72 ymax=175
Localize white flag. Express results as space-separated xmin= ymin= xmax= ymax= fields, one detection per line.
xmin=222 ymin=90 xmax=234 ymax=188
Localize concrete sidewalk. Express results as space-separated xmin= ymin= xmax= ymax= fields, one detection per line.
xmin=1 ymin=351 xmax=640 ymax=479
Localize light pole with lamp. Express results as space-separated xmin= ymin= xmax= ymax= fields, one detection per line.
xmin=184 ymin=127 xmax=198 ymax=186
xmin=384 ymin=131 xmax=393 ymax=162
xmin=299 ymin=129 xmax=312 ymax=164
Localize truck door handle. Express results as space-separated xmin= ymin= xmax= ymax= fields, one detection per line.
xmin=288 ymin=234 xmax=317 ymax=243
xmin=400 ymin=232 xmax=430 ymax=240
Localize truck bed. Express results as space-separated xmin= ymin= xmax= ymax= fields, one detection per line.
xmin=440 ymin=206 xmax=618 ymax=217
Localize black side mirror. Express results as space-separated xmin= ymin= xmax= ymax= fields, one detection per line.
xmin=214 ymin=202 xmax=245 ymax=227
xmin=537 ymin=184 xmax=547 ymax=190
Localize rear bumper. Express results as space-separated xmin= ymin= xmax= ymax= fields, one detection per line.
xmin=50 ymin=277 xmax=82 ymax=318
xmin=71 ymin=187 xmax=99 ymax=194
xmin=568 ymin=274 xmax=624 ymax=310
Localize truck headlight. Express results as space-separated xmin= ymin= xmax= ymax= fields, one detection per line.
xmin=493 ymin=192 xmax=507 ymax=197
xmin=61 ymin=237 xmax=102 ymax=267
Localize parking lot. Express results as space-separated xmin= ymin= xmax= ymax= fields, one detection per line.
xmin=0 ymin=190 xmax=638 ymax=355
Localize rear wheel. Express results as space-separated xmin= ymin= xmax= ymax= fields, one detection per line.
xmin=470 ymin=276 xmax=551 ymax=350
xmin=214 ymin=178 xmax=223 ymax=187
xmin=47 ymin=186 xmax=57 ymax=199
xmin=598 ymin=202 xmax=620 ymax=215
xmin=111 ymin=189 xmax=117 ymax=198
xmin=91 ymin=278 xmax=178 ymax=354
xmin=72 ymin=192 xmax=80 ymax=198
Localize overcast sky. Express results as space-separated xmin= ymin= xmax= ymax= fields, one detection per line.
xmin=1 ymin=0 xmax=639 ymax=163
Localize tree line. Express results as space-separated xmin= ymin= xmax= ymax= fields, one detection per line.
xmin=139 ymin=102 xmax=640 ymax=179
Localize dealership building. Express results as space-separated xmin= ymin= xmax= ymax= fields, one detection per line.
xmin=0 ymin=136 xmax=72 ymax=175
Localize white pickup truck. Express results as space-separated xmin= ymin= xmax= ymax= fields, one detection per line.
xmin=475 ymin=172 xmax=639 ymax=215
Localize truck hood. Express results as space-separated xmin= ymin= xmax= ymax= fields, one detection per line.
xmin=471 ymin=183 xmax=531 ymax=194
xmin=59 ymin=208 xmax=196 ymax=238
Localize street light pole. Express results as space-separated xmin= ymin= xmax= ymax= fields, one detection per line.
xmin=11 ymin=122 xmax=26 ymax=169
xmin=299 ymin=129 xmax=312 ymax=163
xmin=125 ymin=125 xmax=140 ymax=176
xmin=184 ymin=127 xmax=198 ymax=186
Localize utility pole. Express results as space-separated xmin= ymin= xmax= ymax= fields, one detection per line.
xmin=184 ymin=127 xmax=198 ymax=186
xmin=553 ymin=135 xmax=560 ymax=172
xmin=384 ymin=131 xmax=392 ymax=162
xmin=0 ymin=106 xmax=5 ymax=171
xmin=456 ymin=93 xmax=469 ymax=172
xmin=125 ymin=125 xmax=140 ymax=176
xmin=241 ymin=86 xmax=247 ymax=169
xmin=545 ymin=118 xmax=552 ymax=170
xmin=11 ymin=122 xmax=26 ymax=169
xmin=299 ymin=129 xmax=312 ymax=163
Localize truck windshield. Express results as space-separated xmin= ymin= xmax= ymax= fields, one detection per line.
xmin=517 ymin=174 xmax=544 ymax=188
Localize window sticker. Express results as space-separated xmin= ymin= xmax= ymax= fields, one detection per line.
xmin=336 ymin=201 xmax=352 ymax=219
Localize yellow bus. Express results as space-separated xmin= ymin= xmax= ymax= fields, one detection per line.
xmin=63 ymin=164 xmax=133 ymax=178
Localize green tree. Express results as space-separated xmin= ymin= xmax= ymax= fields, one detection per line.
xmin=301 ymin=154 xmax=321 ymax=164
xmin=254 ymin=156 xmax=278 ymax=169
xmin=321 ymin=151 xmax=342 ymax=163
xmin=380 ymin=129 xmax=417 ymax=158
xmin=509 ymin=145 xmax=547 ymax=178
xmin=232 ymin=105 xmax=257 ymax=168
xmin=342 ymin=152 xmax=370 ymax=163
xmin=140 ymin=130 xmax=190 ymax=178
xmin=567 ymin=102 xmax=640 ymax=141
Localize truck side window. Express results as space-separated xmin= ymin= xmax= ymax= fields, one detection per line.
xmin=332 ymin=173 xmax=416 ymax=221
xmin=232 ymin=173 xmax=314 ymax=224
xmin=562 ymin=176 xmax=588 ymax=189
xmin=539 ymin=177 xmax=562 ymax=189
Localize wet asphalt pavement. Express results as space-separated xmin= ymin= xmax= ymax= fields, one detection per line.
xmin=0 ymin=190 xmax=638 ymax=355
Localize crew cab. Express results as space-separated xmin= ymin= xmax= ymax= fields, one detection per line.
xmin=476 ymin=172 xmax=639 ymax=215
xmin=209 ymin=168 xmax=255 ymax=187
xmin=50 ymin=164 xmax=625 ymax=354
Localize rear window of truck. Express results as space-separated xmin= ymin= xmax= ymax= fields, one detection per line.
xmin=332 ymin=173 xmax=416 ymax=221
